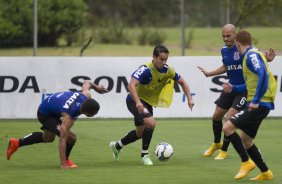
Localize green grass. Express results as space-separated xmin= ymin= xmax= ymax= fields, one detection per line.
xmin=0 ymin=118 xmax=282 ymax=184
xmin=0 ymin=27 xmax=281 ymax=56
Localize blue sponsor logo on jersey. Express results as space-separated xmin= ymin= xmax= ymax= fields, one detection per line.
xmin=133 ymin=66 xmax=147 ymax=79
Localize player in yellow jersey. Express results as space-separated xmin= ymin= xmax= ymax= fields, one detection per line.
xmin=110 ymin=45 xmax=194 ymax=165
xmin=223 ymin=31 xmax=277 ymax=180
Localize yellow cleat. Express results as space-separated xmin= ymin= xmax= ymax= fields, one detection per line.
xmin=214 ymin=150 xmax=228 ymax=160
xmin=203 ymin=142 xmax=222 ymax=157
xmin=250 ymin=170 xmax=273 ymax=181
xmin=234 ymin=159 xmax=255 ymax=180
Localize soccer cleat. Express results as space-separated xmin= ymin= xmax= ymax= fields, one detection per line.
xmin=66 ymin=159 xmax=78 ymax=168
xmin=214 ymin=150 xmax=228 ymax=160
xmin=109 ymin=141 xmax=120 ymax=161
xmin=203 ymin=142 xmax=222 ymax=157
xmin=250 ymin=170 xmax=273 ymax=181
xmin=234 ymin=159 xmax=255 ymax=180
xmin=7 ymin=138 xmax=20 ymax=160
xmin=142 ymin=154 xmax=153 ymax=166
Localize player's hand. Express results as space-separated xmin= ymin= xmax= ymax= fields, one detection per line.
xmin=222 ymin=83 xmax=232 ymax=93
xmin=136 ymin=101 xmax=145 ymax=114
xmin=96 ymin=84 xmax=108 ymax=94
xmin=248 ymin=103 xmax=259 ymax=111
xmin=187 ymin=99 xmax=194 ymax=111
xmin=265 ymin=48 xmax=276 ymax=62
xmin=197 ymin=66 xmax=210 ymax=77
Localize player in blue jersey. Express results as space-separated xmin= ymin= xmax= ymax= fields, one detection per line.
xmin=110 ymin=45 xmax=194 ymax=165
xmin=222 ymin=30 xmax=276 ymax=180
xmin=7 ymin=80 xmax=107 ymax=169
xmin=197 ymin=24 xmax=275 ymax=160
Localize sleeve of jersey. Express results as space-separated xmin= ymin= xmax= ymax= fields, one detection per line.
xmin=131 ymin=65 xmax=151 ymax=84
xmin=246 ymin=53 xmax=269 ymax=104
xmin=232 ymin=84 xmax=246 ymax=93
xmin=173 ymin=72 xmax=181 ymax=81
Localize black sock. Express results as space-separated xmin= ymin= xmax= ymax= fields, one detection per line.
xmin=212 ymin=120 xmax=222 ymax=143
xmin=66 ymin=143 xmax=75 ymax=160
xmin=221 ymin=135 xmax=230 ymax=151
xmin=19 ymin=132 xmax=43 ymax=147
xmin=247 ymin=144 xmax=268 ymax=172
xmin=141 ymin=128 xmax=154 ymax=157
xmin=118 ymin=130 xmax=139 ymax=150
xmin=227 ymin=132 xmax=249 ymax=162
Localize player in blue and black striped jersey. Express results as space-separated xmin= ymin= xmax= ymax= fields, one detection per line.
xmin=7 ymin=80 xmax=107 ymax=169
xmin=197 ymin=24 xmax=275 ymax=160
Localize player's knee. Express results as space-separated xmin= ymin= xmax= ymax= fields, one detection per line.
xmin=67 ymin=133 xmax=77 ymax=144
xmin=222 ymin=121 xmax=235 ymax=136
xmin=43 ymin=135 xmax=55 ymax=142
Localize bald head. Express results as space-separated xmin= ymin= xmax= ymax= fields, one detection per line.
xmin=222 ymin=24 xmax=236 ymax=33
xmin=222 ymin=24 xmax=236 ymax=47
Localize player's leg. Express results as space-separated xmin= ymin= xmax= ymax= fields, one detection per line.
xmin=141 ymin=115 xmax=156 ymax=166
xmin=109 ymin=98 xmax=142 ymax=161
xmin=204 ymin=105 xmax=227 ymax=157
xmin=223 ymin=110 xmax=255 ymax=179
xmin=215 ymin=94 xmax=247 ymax=160
xmin=65 ymin=131 xmax=78 ymax=168
xmin=215 ymin=107 xmax=238 ymax=159
xmin=240 ymin=108 xmax=273 ymax=180
xmin=6 ymin=111 xmax=57 ymax=160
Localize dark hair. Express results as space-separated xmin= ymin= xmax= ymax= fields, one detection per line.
xmin=236 ymin=30 xmax=252 ymax=46
xmin=153 ymin=45 xmax=169 ymax=57
xmin=80 ymin=98 xmax=100 ymax=115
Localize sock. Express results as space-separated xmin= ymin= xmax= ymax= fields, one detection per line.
xmin=19 ymin=132 xmax=43 ymax=147
xmin=118 ymin=130 xmax=139 ymax=150
xmin=212 ymin=120 xmax=222 ymax=143
xmin=227 ymin=132 xmax=249 ymax=162
xmin=66 ymin=143 xmax=75 ymax=160
xmin=247 ymin=144 xmax=268 ymax=172
xmin=221 ymin=135 xmax=230 ymax=151
xmin=141 ymin=128 xmax=154 ymax=157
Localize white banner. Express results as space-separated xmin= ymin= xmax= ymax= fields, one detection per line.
xmin=0 ymin=56 xmax=281 ymax=118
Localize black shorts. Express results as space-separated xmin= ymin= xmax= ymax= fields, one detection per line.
xmin=229 ymin=106 xmax=270 ymax=138
xmin=215 ymin=92 xmax=247 ymax=111
xmin=37 ymin=111 xmax=61 ymax=136
xmin=126 ymin=98 xmax=153 ymax=126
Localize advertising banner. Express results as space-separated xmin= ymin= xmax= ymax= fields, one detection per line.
xmin=0 ymin=56 xmax=281 ymax=118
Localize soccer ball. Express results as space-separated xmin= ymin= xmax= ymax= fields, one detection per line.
xmin=154 ymin=142 xmax=173 ymax=161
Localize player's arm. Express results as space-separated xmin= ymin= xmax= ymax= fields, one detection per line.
xmin=223 ymin=83 xmax=246 ymax=93
xmin=128 ymin=77 xmax=144 ymax=113
xmin=82 ymin=80 xmax=108 ymax=98
xmin=246 ymin=53 xmax=268 ymax=110
xmin=59 ymin=113 xmax=75 ymax=170
xmin=176 ymin=77 xmax=194 ymax=111
xmin=197 ymin=64 xmax=227 ymax=77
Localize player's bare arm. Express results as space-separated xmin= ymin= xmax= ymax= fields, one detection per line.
xmin=177 ymin=77 xmax=194 ymax=111
xmin=127 ymin=77 xmax=144 ymax=113
xmin=197 ymin=64 xmax=227 ymax=77
xmin=82 ymin=80 xmax=108 ymax=98
xmin=59 ymin=113 xmax=74 ymax=170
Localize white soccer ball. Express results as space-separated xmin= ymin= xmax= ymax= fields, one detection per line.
xmin=154 ymin=142 xmax=173 ymax=161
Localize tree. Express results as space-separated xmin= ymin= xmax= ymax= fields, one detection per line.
xmin=0 ymin=0 xmax=86 ymax=47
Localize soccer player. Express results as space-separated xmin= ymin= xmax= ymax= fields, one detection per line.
xmin=197 ymin=24 xmax=275 ymax=160
xmin=222 ymin=30 xmax=277 ymax=180
xmin=109 ymin=45 xmax=194 ymax=165
xmin=6 ymin=80 xmax=107 ymax=169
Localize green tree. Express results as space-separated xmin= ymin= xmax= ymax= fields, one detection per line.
xmin=0 ymin=0 xmax=86 ymax=47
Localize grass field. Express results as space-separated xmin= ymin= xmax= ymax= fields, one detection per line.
xmin=0 ymin=27 xmax=281 ymax=56
xmin=0 ymin=118 xmax=281 ymax=184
